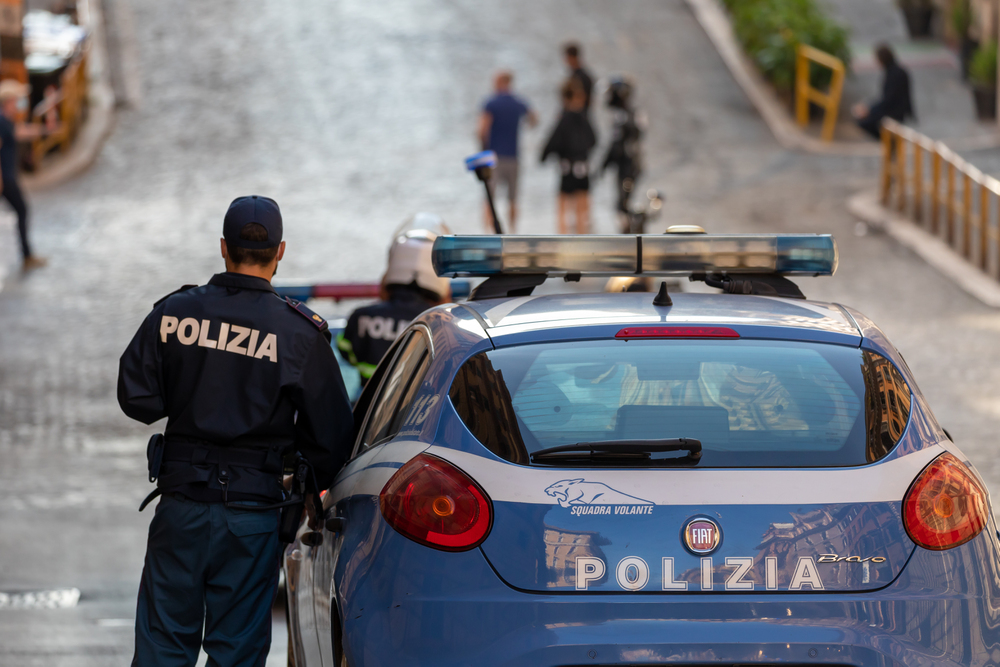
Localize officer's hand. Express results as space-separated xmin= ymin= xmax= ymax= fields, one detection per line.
xmin=282 ymin=474 xmax=293 ymax=492
xmin=305 ymin=493 xmax=321 ymax=530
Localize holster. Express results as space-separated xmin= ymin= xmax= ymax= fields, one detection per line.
xmin=278 ymin=498 xmax=305 ymax=543
xmin=146 ymin=433 xmax=165 ymax=483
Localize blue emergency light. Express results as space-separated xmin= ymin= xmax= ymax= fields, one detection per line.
xmin=465 ymin=150 xmax=497 ymax=171
xmin=431 ymin=234 xmax=838 ymax=277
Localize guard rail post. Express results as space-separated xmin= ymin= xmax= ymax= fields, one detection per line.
xmin=29 ymin=41 xmax=89 ymax=165
xmin=795 ymin=44 xmax=846 ymax=143
xmin=880 ymin=118 xmax=1000 ymax=282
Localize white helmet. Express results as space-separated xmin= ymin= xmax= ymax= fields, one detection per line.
xmin=392 ymin=212 xmax=451 ymax=238
xmin=384 ymin=224 xmax=450 ymax=300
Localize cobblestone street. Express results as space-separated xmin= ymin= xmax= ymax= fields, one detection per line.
xmin=0 ymin=0 xmax=999 ymax=663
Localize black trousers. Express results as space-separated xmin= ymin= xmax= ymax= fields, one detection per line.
xmin=3 ymin=179 xmax=30 ymax=259
xmin=133 ymin=494 xmax=282 ymax=667
xmin=858 ymin=114 xmax=882 ymax=140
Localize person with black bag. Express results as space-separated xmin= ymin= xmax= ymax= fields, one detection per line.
xmin=541 ymin=81 xmax=597 ymax=234
xmin=117 ymin=195 xmax=354 ymax=667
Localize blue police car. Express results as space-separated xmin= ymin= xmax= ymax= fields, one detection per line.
xmin=285 ymin=233 xmax=1000 ymax=667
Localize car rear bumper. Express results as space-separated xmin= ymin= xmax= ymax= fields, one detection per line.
xmin=340 ymin=529 xmax=1000 ymax=667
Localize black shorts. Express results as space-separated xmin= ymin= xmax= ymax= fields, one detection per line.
xmin=560 ymin=174 xmax=590 ymax=194
xmin=559 ymin=159 xmax=590 ymax=194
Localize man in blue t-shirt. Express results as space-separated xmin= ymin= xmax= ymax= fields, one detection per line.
xmin=478 ymin=71 xmax=536 ymax=232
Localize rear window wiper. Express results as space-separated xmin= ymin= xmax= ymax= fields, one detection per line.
xmin=530 ymin=438 xmax=702 ymax=466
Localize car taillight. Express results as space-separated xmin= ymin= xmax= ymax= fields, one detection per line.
xmin=903 ymin=453 xmax=988 ymax=550
xmin=616 ymin=326 xmax=740 ymax=339
xmin=380 ymin=453 xmax=492 ymax=551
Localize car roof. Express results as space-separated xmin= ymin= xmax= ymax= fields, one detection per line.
xmin=460 ymin=292 xmax=860 ymax=337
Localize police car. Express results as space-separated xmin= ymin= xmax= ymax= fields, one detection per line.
xmin=284 ymin=232 xmax=1000 ymax=667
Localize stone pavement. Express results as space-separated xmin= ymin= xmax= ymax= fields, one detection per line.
xmin=0 ymin=0 xmax=997 ymax=664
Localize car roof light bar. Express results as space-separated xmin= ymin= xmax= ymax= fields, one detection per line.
xmin=432 ymin=234 xmax=837 ymax=278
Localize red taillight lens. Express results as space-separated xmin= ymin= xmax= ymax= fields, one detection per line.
xmin=379 ymin=454 xmax=492 ymax=551
xmin=615 ymin=326 xmax=740 ymax=339
xmin=903 ymin=453 xmax=989 ymax=550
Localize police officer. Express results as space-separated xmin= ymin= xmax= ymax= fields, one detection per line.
xmin=337 ymin=224 xmax=450 ymax=384
xmin=118 ymin=196 xmax=353 ymax=666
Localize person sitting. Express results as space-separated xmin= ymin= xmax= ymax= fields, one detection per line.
xmin=852 ymin=44 xmax=915 ymax=139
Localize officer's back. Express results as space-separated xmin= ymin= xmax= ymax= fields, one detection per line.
xmin=117 ymin=196 xmax=353 ymax=667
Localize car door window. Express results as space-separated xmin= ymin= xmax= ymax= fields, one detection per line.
xmin=360 ymin=331 xmax=429 ymax=450
xmin=386 ymin=348 xmax=430 ymax=436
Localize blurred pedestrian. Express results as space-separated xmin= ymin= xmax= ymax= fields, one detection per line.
xmin=564 ymin=43 xmax=594 ymax=113
xmin=0 ymin=80 xmax=45 ymax=271
xmin=601 ymin=77 xmax=645 ymax=232
xmin=479 ymin=71 xmax=537 ymax=233
xmin=541 ymin=81 xmax=596 ymax=234
xmin=852 ymin=44 xmax=914 ymax=140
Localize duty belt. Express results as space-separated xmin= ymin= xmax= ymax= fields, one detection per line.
xmin=139 ymin=436 xmax=285 ymax=511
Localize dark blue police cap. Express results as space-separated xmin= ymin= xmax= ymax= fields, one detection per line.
xmin=223 ymin=196 xmax=283 ymax=249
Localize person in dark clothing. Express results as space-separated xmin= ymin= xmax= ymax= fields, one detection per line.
xmin=0 ymin=80 xmax=45 ymax=271
xmin=338 ymin=224 xmax=449 ymax=385
xmin=564 ymin=42 xmax=594 ymax=113
xmin=601 ymin=77 xmax=646 ymax=232
xmin=853 ymin=44 xmax=915 ymax=139
xmin=542 ymin=81 xmax=597 ymax=234
xmin=118 ymin=196 xmax=354 ymax=667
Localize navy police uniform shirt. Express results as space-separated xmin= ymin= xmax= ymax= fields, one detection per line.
xmin=337 ymin=287 xmax=436 ymax=383
xmin=0 ymin=115 xmax=17 ymax=185
xmin=117 ymin=272 xmax=354 ymax=500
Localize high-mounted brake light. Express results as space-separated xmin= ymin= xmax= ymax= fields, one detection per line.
xmin=903 ymin=453 xmax=988 ymax=551
xmin=616 ymin=326 xmax=740 ymax=339
xmin=431 ymin=234 xmax=838 ymax=278
xmin=380 ymin=454 xmax=493 ymax=551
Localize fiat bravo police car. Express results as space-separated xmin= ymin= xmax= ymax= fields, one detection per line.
xmin=285 ymin=232 xmax=1000 ymax=667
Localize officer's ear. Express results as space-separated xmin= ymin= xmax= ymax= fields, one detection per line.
xmin=276 ymin=241 xmax=286 ymax=262
xmin=220 ymin=238 xmax=229 ymax=261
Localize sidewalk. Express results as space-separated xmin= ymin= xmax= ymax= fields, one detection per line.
xmin=0 ymin=0 xmax=116 ymax=292
xmin=831 ymin=0 xmax=998 ymax=148
xmin=687 ymin=0 xmax=1000 ymax=150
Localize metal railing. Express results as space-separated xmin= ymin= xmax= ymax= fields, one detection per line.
xmin=795 ymin=44 xmax=846 ymax=143
xmin=29 ymin=46 xmax=89 ymax=165
xmin=880 ymin=118 xmax=1000 ymax=282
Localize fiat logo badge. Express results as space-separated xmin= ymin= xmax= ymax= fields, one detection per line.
xmin=683 ymin=517 xmax=721 ymax=555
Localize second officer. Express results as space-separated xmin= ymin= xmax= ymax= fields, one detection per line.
xmin=118 ymin=195 xmax=354 ymax=667
xmin=337 ymin=221 xmax=450 ymax=385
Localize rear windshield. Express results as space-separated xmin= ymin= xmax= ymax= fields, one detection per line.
xmin=449 ymin=339 xmax=911 ymax=467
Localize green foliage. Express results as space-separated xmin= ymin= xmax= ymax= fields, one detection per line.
xmin=725 ymin=0 xmax=852 ymax=93
xmin=951 ymin=0 xmax=971 ymax=38
xmin=969 ymin=40 xmax=997 ymax=86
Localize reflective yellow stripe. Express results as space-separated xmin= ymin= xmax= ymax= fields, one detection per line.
xmin=358 ymin=362 xmax=377 ymax=379
xmin=336 ymin=334 xmax=359 ymax=366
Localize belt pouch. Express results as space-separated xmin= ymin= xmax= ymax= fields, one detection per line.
xmin=146 ymin=434 xmax=165 ymax=483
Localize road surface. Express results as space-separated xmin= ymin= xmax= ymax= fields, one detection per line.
xmin=0 ymin=0 xmax=997 ymax=664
